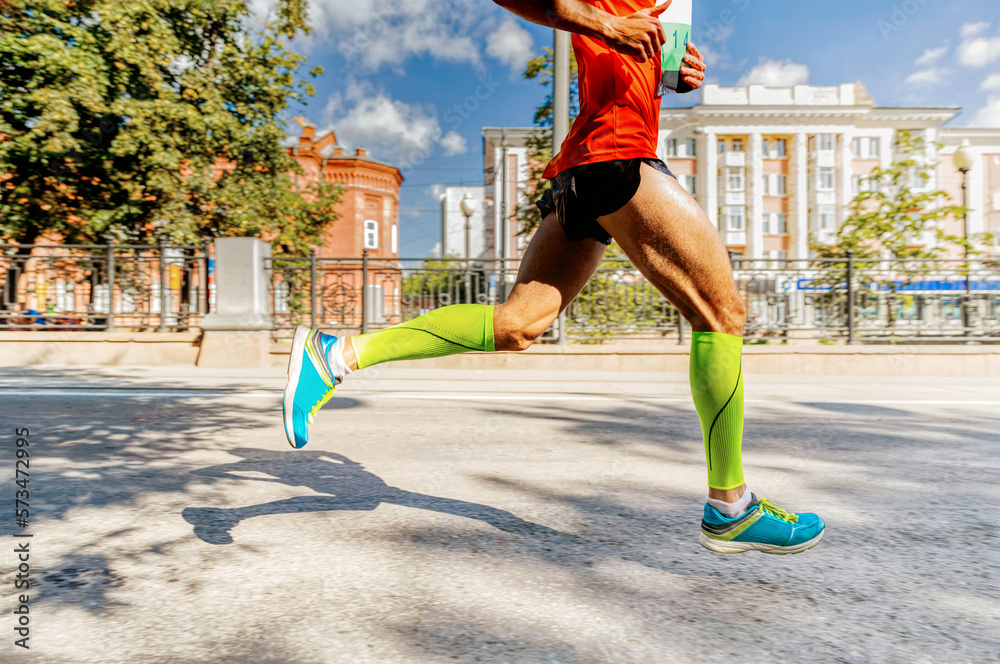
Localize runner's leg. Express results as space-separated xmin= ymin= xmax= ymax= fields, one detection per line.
xmin=596 ymin=162 xmax=747 ymax=501
xmin=346 ymin=213 xmax=606 ymax=369
xmin=283 ymin=213 xmax=604 ymax=449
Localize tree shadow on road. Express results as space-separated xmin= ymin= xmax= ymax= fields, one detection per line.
xmin=181 ymin=448 xmax=585 ymax=546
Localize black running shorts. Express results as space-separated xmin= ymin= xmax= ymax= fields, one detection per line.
xmin=535 ymin=157 xmax=676 ymax=245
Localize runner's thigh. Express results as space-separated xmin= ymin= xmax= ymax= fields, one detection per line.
xmin=595 ymin=162 xmax=743 ymax=333
xmin=496 ymin=212 xmax=606 ymax=333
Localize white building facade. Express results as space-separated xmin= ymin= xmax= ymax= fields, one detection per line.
xmin=661 ymin=83 xmax=1000 ymax=259
xmin=440 ymin=129 xmax=532 ymax=263
xmin=469 ymin=83 xmax=1000 ymax=261
xmin=438 ymin=186 xmax=488 ymax=259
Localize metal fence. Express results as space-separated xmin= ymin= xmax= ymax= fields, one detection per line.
xmin=5 ymin=242 xmax=998 ymax=343
xmin=269 ymin=253 xmax=1000 ymax=344
xmin=0 ymin=242 xmax=211 ymax=331
xmin=733 ymin=256 xmax=1000 ymax=343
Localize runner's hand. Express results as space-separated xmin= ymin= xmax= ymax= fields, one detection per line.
xmin=603 ymin=2 xmax=670 ymax=62
xmin=680 ymin=42 xmax=707 ymax=90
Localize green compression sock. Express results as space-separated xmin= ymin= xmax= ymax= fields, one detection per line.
xmin=350 ymin=304 xmax=495 ymax=369
xmin=689 ymin=331 xmax=745 ymax=491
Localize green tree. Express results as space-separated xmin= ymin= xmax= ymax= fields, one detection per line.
xmin=809 ymin=131 xmax=993 ymax=333
xmin=0 ymin=0 xmax=340 ymax=257
xmin=517 ymin=45 xmax=578 ymax=236
xmin=811 ymin=131 xmax=970 ymax=261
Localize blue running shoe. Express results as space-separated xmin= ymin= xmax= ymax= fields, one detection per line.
xmin=283 ymin=325 xmax=345 ymax=449
xmin=700 ymin=494 xmax=825 ymax=555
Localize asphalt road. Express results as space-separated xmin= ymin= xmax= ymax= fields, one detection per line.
xmin=1 ymin=366 xmax=998 ymax=664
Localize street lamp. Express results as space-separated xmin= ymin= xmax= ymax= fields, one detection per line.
xmin=954 ymin=141 xmax=974 ymax=333
xmin=460 ymin=193 xmax=475 ymax=262
xmin=460 ymin=193 xmax=476 ymax=303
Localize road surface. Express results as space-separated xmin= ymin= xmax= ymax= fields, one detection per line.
xmin=1 ymin=366 xmax=998 ymax=663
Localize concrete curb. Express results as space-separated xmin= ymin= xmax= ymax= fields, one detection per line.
xmin=1 ymin=332 xmax=998 ymax=376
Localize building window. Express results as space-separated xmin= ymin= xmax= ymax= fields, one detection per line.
xmin=851 ymin=175 xmax=861 ymax=194
xmin=762 ymin=139 xmax=770 ymax=156
xmin=718 ymin=139 xmax=726 ymax=153
xmin=765 ymin=174 xmax=787 ymax=195
xmin=725 ymin=206 xmax=745 ymax=231
xmin=762 ymin=214 xmax=771 ymax=234
xmin=819 ymin=205 xmax=836 ymax=230
xmin=852 ymin=138 xmax=862 ymax=158
xmin=775 ymin=139 xmax=786 ymax=157
xmin=364 ymin=219 xmax=379 ymax=250
xmin=391 ymin=224 xmax=398 ymax=254
xmin=818 ymin=167 xmax=835 ymax=191
xmin=732 ymin=138 xmax=744 ymax=152
xmin=685 ymin=138 xmax=697 ymax=157
xmin=684 ymin=174 xmax=697 ymax=195
xmin=869 ymin=138 xmax=880 ymax=158
xmin=777 ymin=213 xmax=788 ymax=234
xmin=667 ymin=139 xmax=678 ymax=157
xmin=726 ymin=168 xmax=744 ymax=191
xmin=818 ymin=133 xmax=835 ymax=151
xmin=778 ymin=250 xmax=788 ymax=260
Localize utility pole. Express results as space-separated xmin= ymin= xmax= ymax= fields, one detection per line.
xmin=499 ymin=129 xmax=508 ymax=303
xmin=553 ymin=29 xmax=571 ymax=344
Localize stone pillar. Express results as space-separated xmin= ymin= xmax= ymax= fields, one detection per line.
xmin=749 ymin=131 xmax=764 ymax=259
xmin=197 ymin=237 xmax=274 ymax=368
xmin=703 ymin=132 xmax=719 ymax=228
xmin=793 ymin=133 xmax=809 ymax=258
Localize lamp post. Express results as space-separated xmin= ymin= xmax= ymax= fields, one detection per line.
xmin=460 ymin=193 xmax=476 ymax=303
xmin=954 ymin=142 xmax=974 ymax=333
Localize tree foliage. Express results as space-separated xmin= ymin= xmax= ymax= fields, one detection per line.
xmin=811 ymin=131 xmax=975 ymax=262
xmin=0 ymin=0 xmax=340 ymax=255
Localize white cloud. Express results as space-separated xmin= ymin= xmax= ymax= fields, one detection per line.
xmin=321 ymin=81 xmax=456 ymax=163
xmin=970 ymin=96 xmax=1000 ymax=127
xmin=960 ymin=21 xmax=990 ymax=39
xmin=981 ymin=74 xmax=1000 ymax=91
xmin=957 ymin=22 xmax=1000 ymax=67
xmin=737 ymin=59 xmax=809 ymax=87
xmin=914 ymin=46 xmax=947 ymax=67
xmin=439 ymin=131 xmax=467 ymax=157
xmin=906 ymin=68 xmax=949 ymax=85
xmin=486 ymin=17 xmax=534 ymax=70
xmin=253 ymin=0 xmax=529 ymax=73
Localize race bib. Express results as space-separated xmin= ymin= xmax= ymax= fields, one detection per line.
xmin=656 ymin=0 xmax=692 ymax=96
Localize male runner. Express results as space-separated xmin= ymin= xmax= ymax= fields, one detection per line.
xmin=283 ymin=0 xmax=825 ymax=555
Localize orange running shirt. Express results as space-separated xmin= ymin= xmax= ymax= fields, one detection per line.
xmin=543 ymin=0 xmax=662 ymax=179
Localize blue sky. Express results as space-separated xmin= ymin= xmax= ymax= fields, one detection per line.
xmin=257 ymin=0 xmax=1000 ymax=257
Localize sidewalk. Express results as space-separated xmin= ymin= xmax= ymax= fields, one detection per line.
xmin=2 ymin=330 xmax=999 ymax=376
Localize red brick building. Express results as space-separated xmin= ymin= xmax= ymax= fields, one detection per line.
xmin=288 ymin=122 xmax=403 ymax=259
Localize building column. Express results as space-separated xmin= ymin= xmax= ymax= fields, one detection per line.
xmin=840 ymin=129 xmax=854 ymax=229
xmin=879 ymin=129 xmax=893 ymax=171
xmin=967 ymin=149 xmax=986 ymax=237
xmin=702 ymin=132 xmax=719 ymax=229
xmin=793 ymin=132 xmax=809 ymax=258
xmin=748 ymin=132 xmax=764 ymax=259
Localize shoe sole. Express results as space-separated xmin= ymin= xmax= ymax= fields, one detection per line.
xmin=282 ymin=325 xmax=309 ymax=448
xmin=699 ymin=529 xmax=825 ymax=555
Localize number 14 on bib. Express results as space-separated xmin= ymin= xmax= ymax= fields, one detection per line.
xmin=655 ymin=0 xmax=693 ymax=95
